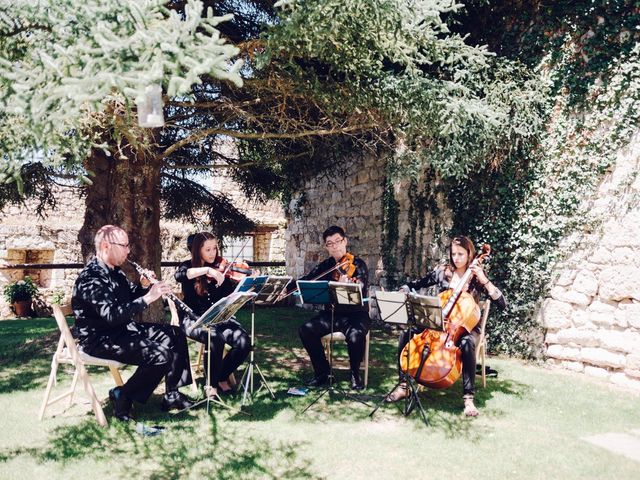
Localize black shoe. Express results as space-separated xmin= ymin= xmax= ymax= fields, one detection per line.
xmin=161 ymin=391 xmax=194 ymax=411
xmin=306 ymin=374 xmax=329 ymax=388
xmin=109 ymin=387 xmax=133 ymax=421
xmin=350 ymin=371 xmax=364 ymax=391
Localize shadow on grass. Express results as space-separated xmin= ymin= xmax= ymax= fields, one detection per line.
xmin=0 ymin=326 xmax=59 ymax=394
xmin=2 ymin=403 xmax=322 ymax=479
xmin=0 ymin=358 xmax=53 ymax=394
xmin=1 ymin=308 xmax=532 ymax=472
xmin=229 ymin=320 xmax=532 ymax=441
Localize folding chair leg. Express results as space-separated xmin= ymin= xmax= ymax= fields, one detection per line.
xmin=78 ymin=364 xmax=107 ymax=427
xmin=68 ymin=367 xmax=82 ymax=407
xmin=363 ymin=333 xmax=370 ymax=388
xmin=109 ymin=366 xmax=124 ymax=387
xmin=38 ymin=358 xmax=59 ymax=421
xmin=189 ymin=362 xmax=199 ymax=393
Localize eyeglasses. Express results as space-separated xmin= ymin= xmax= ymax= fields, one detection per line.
xmin=109 ymin=242 xmax=130 ymax=249
xmin=325 ymin=238 xmax=345 ymax=248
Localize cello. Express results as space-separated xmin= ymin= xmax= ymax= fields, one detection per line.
xmin=400 ymin=244 xmax=491 ymax=389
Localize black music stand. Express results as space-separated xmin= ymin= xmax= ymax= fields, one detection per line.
xmin=299 ymin=280 xmax=370 ymax=414
xmin=369 ymin=292 xmax=443 ymax=426
xmin=236 ymin=275 xmax=292 ymax=406
xmin=185 ymin=291 xmax=257 ymax=413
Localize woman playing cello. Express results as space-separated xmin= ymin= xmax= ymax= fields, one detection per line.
xmin=385 ymin=236 xmax=506 ymax=416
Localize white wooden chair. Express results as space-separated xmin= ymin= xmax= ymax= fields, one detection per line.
xmin=321 ymin=331 xmax=370 ymax=388
xmin=39 ymin=305 xmax=125 ymax=427
xmin=476 ymin=300 xmax=491 ymax=388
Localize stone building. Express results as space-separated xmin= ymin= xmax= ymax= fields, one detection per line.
xmin=0 ymin=182 xmax=286 ymax=319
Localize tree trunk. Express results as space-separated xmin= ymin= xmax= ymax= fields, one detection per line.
xmin=78 ymin=145 xmax=164 ymax=323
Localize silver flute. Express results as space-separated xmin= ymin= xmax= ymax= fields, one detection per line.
xmin=127 ymin=259 xmax=199 ymax=321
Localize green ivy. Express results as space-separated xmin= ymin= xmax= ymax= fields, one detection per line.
xmin=380 ymin=158 xmax=401 ymax=289
xmin=446 ymin=43 xmax=640 ymax=357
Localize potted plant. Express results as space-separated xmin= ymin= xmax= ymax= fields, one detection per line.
xmin=3 ymin=276 xmax=38 ymax=317
xmin=51 ymin=290 xmax=72 ymax=316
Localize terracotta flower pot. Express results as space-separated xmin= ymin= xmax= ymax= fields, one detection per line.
xmin=13 ymin=299 xmax=32 ymax=317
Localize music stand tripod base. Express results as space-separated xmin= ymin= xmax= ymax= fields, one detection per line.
xmin=239 ymin=302 xmax=276 ymax=406
xmin=369 ymin=291 xmax=441 ymax=426
xmin=236 ymin=276 xmax=291 ymax=407
xmin=302 ymin=312 xmax=371 ymax=413
xmin=174 ymin=329 xmax=246 ymax=416
xmin=368 ymin=371 xmax=429 ymax=426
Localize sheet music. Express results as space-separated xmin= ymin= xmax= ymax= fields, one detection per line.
xmin=328 ymin=281 xmax=363 ymax=306
xmin=375 ymin=291 xmax=408 ymax=324
xmin=188 ymin=291 xmax=257 ymax=331
xmin=234 ymin=275 xmax=267 ymax=293
xmin=407 ymin=293 xmax=443 ymax=331
xmin=256 ymin=276 xmax=292 ymax=304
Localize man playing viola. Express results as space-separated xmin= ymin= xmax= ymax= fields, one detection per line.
xmin=296 ymin=226 xmax=370 ymax=390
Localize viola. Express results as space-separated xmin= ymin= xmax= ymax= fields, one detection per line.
xmin=279 ymin=254 xmax=356 ymax=301
xmin=332 ymin=252 xmax=357 ymax=281
xmin=212 ymin=256 xmax=254 ymax=283
xmin=400 ymin=244 xmax=491 ymax=389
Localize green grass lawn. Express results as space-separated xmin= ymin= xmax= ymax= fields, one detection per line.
xmin=0 ymin=307 xmax=639 ymax=479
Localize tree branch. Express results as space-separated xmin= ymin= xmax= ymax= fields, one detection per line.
xmin=161 ymin=124 xmax=378 ymax=158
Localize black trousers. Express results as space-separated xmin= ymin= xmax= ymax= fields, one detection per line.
xmin=82 ymin=322 xmax=193 ymax=403
xmin=298 ymin=309 xmax=370 ymax=377
xmin=397 ymin=326 xmax=479 ymax=396
xmin=181 ymin=316 xmax=250 ymax=385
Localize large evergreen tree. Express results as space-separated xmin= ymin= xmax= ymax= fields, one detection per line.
xmin=0 ymin=0 xmax=545 ymax=298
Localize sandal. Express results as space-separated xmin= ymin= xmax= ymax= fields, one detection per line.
xmin=463 ymin=394 xmax=479 ymax=417
xmin=385 ymin=383 xmax=409 ymax=403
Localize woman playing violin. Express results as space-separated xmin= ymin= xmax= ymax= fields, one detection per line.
xmin=294 ymin=226 xmax=370 ymax=390
xmin=174 ymin=232 xmax=250 ymax=397
xmin=386 ymin=235 xmax=506 ymax=416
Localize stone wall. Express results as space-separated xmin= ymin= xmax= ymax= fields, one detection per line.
xmin=210 ymin=169 xmax=286 ymax=264
xmin=540 ymin=131 xmax=640 ymax=391
xmin=285 ymin=154 xmax=451 ymax=286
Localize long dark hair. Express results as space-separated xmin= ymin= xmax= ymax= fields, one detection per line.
xmin=191 ymin=232 xmax=217 ymax=296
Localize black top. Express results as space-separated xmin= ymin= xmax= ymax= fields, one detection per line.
xmin=296 ymin=255 xmax=369 ymax=312
xmin=174 ymin=260 xmax=236 ymax=317
xmin=406 ymin=266 xmax=507 ymax=310
xmin=71 ymin=257 xmax=149 ymax=346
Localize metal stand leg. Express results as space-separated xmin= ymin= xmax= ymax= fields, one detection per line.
xmin=369 ymin=326 xmax=429 ymax=426
xmin=303 ymin=304 xmax=370 ymax=413
xmin=240 ymin=300 xmax=276 ymax=407
xmin=182 ymin=327 xmax=243 ymax=415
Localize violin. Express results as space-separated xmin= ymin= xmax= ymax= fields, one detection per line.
xmin=400 ymin=244 xmax=491 ymax=389
xmin=212 ymin=255 xmax=254 ymax=283
xmin=332 ymin=252 xmax=357 ymax=281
